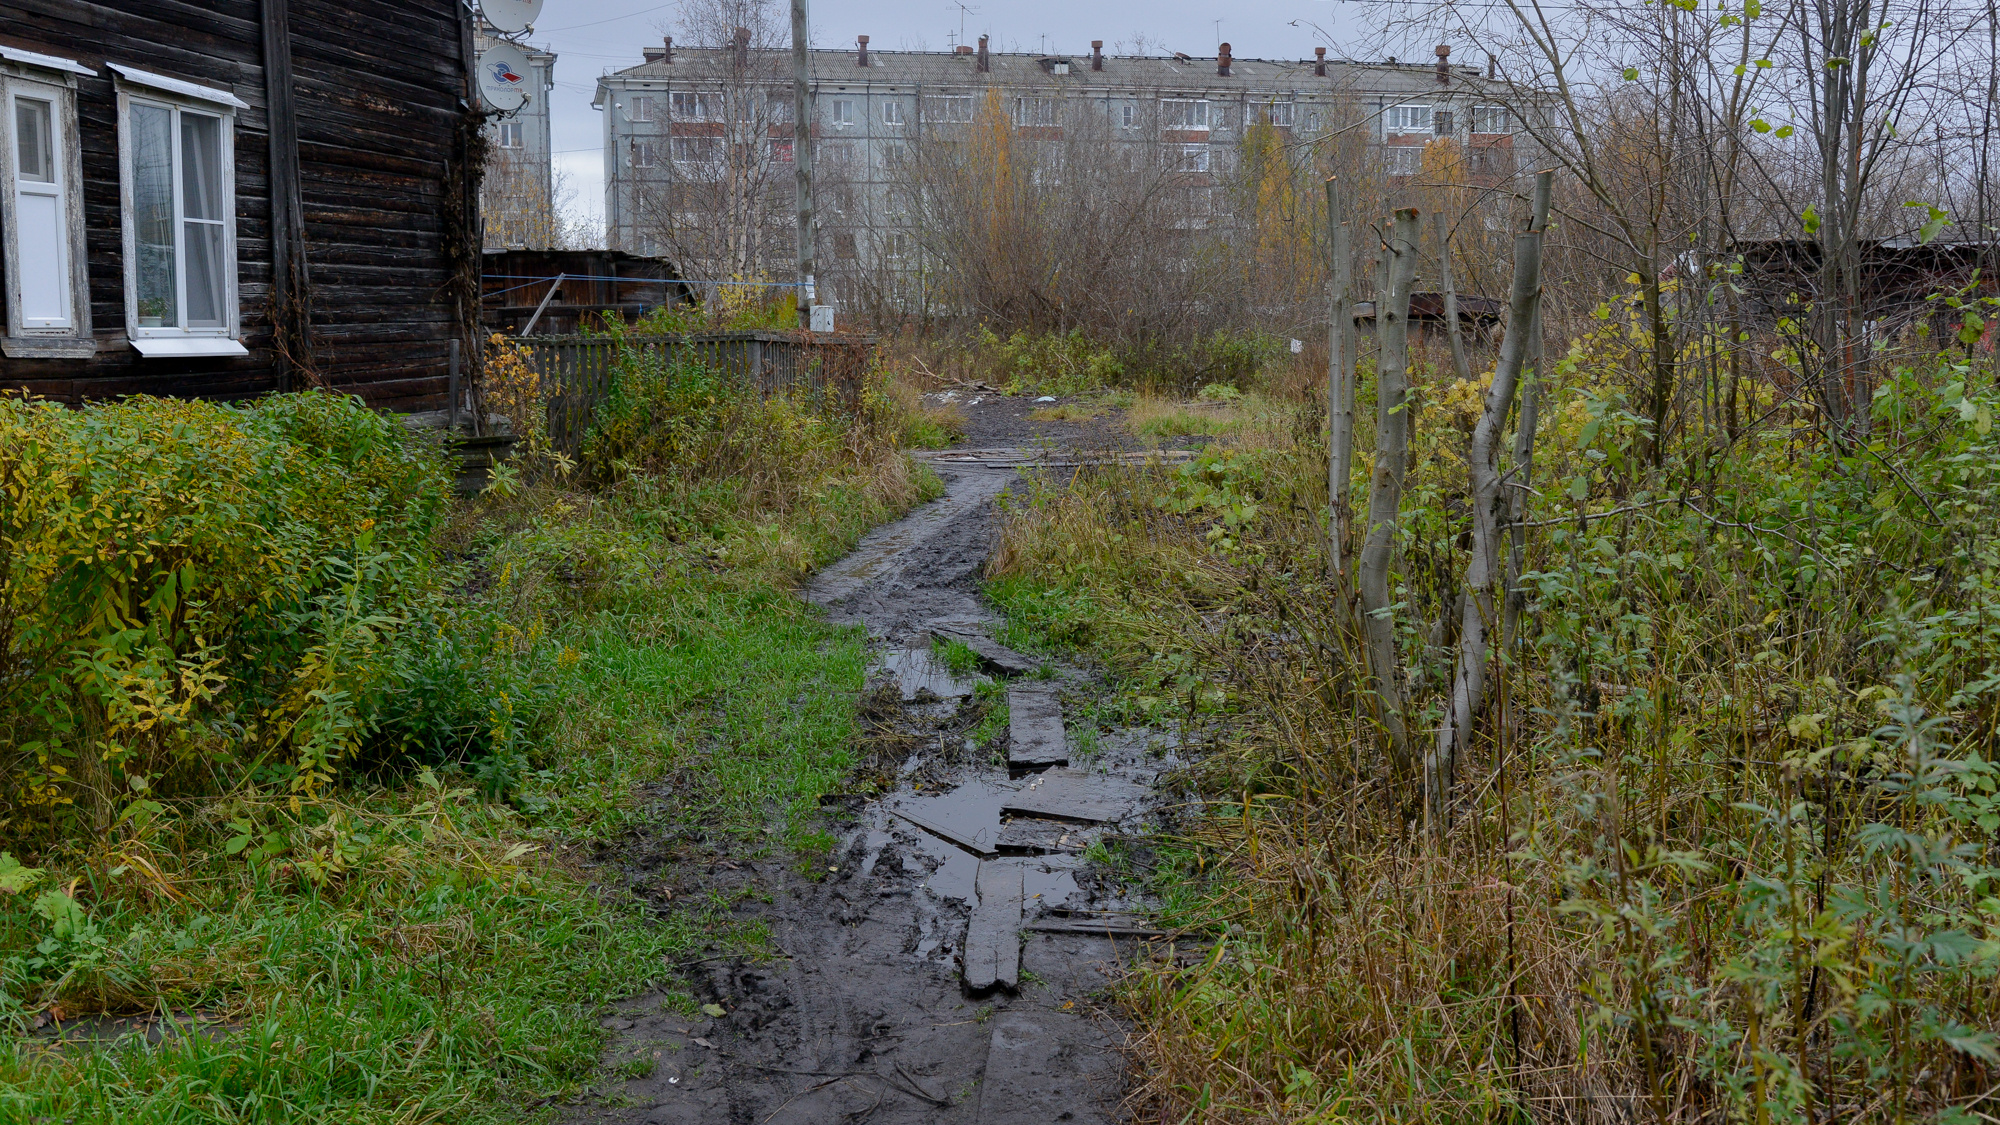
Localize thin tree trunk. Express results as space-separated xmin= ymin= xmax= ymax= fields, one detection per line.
xmin=1359 ymin=207 xmax=1422 ymax=783
xmin=1433 ymin=172 xmax=1553 ymax=837
xmin=1327 ymin=178 xmax=1357 ymax=573
xmin=1435 ymin=211 xmax=1474 ymax=386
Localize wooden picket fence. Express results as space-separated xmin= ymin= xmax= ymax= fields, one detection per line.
xmin=512 ymin=331 xmax=871 ymax=454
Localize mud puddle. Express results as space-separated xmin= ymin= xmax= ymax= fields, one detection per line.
xmin=566 ymin=438 xmax=1183 ymax=1125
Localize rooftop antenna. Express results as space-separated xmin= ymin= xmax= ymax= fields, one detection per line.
xmin=949 ymin=1 xmax=978 ymax=48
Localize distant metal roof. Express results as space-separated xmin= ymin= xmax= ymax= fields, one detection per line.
xmin=602 ymin=47 xmax=1486 ymax=96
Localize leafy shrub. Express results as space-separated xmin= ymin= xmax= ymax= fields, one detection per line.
xmin=0 ymin=392 xmax=455 ymax=840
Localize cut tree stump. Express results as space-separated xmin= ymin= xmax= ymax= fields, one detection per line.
xmin=962 ymin=861 xmax=1024 ymax=992
xmin=1006 ymin=686 xmax=1067 ymax=769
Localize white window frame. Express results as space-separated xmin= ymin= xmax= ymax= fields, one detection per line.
xmin=1472 ymin=105 xmax=1514 ymax=134
xmin=0 ymin=47 xmax=93 ymax=359
xmin=1383 ymin=144 xmax=1423 ymax=176
xmin=1175 ymin=143 xmax=1210 ymax=173
xmin=830 ymin=98 xmax=855 ymax=127
xmin=1384 ymin=103 xmax=1432 ymax=135
xmin=632 ymin=138 xmax=659 ymax=168
xmin=1261 ymin=100 xmax=1294 ymax=127
xmin=1161 ymin=98 xmax=1209 ymax=131
xmin=924 ymin=94 xmax=973 ymax=124
xmin=1120 ymin=104 xmax=1135 ymax=129
xmin=496 ymin=120 xmax=525 ymax=148
xmin=113 ymin=66 xmax=247 ymax=358
xmin=878 ymin=141 xmax=907 ymax=169
xmin=881 ymin=100 xmax=905 ymax=126
xmin=670 ymin=91 xmax=716 ymax=121
xmin=1013 ymin=96 xmax=1057 ymax=127
xmin=629 ymin=94 xmax=655 ymax=122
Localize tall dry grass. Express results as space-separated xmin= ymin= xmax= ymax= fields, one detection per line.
xmin=988 ymin=335 xmax=2000 ymax=1123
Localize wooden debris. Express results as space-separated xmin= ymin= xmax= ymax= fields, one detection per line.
xmin=932 ymin=629 xmax=1038 ymax=677
xmin=996 ymin=818 xmax=1098 ymax=855
xmin=1023 ymin=914 xmax=1172 ymax=939
xmin=1001 ymin=769 xmax=1149 ymax=824
xmin=1006 ymin=685 xmax=1067 ymax=768
xmin=962 ymin=861 xmax=1024 ymax=992
xmin=890 ymin=803 xmax=1001 ymax=858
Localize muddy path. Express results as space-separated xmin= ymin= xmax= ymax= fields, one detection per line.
xmin=563 ymin=399 xmax=1180 ymax=1125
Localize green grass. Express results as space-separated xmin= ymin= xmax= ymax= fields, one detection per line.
xmin=0 ymin=445 xmax=936 ymax=1121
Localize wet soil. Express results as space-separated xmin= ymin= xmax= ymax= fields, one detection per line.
xmin=563 ymin=396 xmax=1178 ymax=1125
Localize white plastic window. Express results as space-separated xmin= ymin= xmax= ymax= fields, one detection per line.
xmin=670 ymin=91 xmax=713 ymax=121
xmin=925 ymin=95 xmax=972 ymax=123
xmin=629 ymin=94 xmax=655 ymax=122
xmin=1384 ymin=104 xmax=1432 ymax=134
xmin=121 ymin=94 xmax=237 ymax=339
xmin=1473 ymin=105 xmax=1513 ymax=134
xmin=1120 ymin=104 xmax=1135 ymax=128
xmin=882 ymin=100 xmax=905 ymax=125
xmin=1175 ymin=143 xmax=1210 ymax=173
xmin=1383 ymin=145 xmax=1422 ymax=175
xmin=497 ymin=120 xmax=524 ymax=148
xmin=1161 ymin=99 xmax=1208 ymax=130
xmin=830 ymin=99 xmax=854 ymax=127
xmin=1013 ymin=97 xmax=1056 ymax=127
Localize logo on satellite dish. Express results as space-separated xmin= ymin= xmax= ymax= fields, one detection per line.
xmin=488 ymin=60 xmax=526 ymax=87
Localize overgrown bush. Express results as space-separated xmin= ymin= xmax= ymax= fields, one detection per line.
xmin=0 ymin=392 xmax=482 ymax=843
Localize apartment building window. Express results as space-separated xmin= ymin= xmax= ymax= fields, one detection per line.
xmin=670 ymin=91 xmax=714 ymax=121
xmin=1014 ymin=96 xmax=1056 ymax=127
xmin=1161 ymin=98 xmax=1208 ymax=130
xmin=115 ymin=68 xmax=245 ymax=355
xmin=2 ymin=53 xmax=91 ymax=354
xmin=672 ymin=135 xmax=721 ymax=172
xmin=1174 ymin=143 xmax=1210 ymax=173
xmin=632 ymin=139 xmax=659 ymax=167
xmin=1472 ymin=105 xmax=1513 ymax=134
xmin=496 ymin=120 xmax=524 ymax=148
xmin=882 ymin=231 xmax=909 ymax=259
xmin=882 ymin=100 xmax=905 ymax=125
xmin=925 ymin=94 xmax=973 ymax=123
xmin=1120 ymin=104 xmax=1136 ymax=128
xmin=1384 ymin=104 xmax=1431 ymax=134
xmin=830 ymin=98 xmax=855 ymax=127
xmin=1432 ymin=110 xmax=1454 ymax=136
xmin=769 ymin=137 xmax=793 ymax=162
xmin=879 ymin=141 xmax=907 ymax=168
xmin=1383 ymin=145 xmax=1422 ymax=176
xmin=1260 ymin=101 xmax=1294 ymax=127
xmin=629 ymin=94 xmax=655 ymax=122
xmin=768 ymin=94 xmax=793 ymax=124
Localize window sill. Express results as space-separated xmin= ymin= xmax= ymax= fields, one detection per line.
xmin=130 ymin=336 xmax=249 ymax=358
xmin=2 ymin=336 xmax=97 ymax=360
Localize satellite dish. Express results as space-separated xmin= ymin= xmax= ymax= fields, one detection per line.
xmin=476 ymin=40 xmax=533 ymax=112
xmin=480 ymin=0 xmax=544 ymax=33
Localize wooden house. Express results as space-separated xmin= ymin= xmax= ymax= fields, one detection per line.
xmin=0 ymin=0 xmax=482 ymax=409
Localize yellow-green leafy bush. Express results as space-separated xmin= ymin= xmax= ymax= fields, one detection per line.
xmin=0 ymin=392 xmax=451 ymax=837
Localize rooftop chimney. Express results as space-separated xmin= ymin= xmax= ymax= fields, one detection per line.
xmin=1435 ymin=44 xmax=1451 ymax=84
xmin=1217 ymin=42 xmax=1232 ymax=77
xmin=663 ymin=35 xmax=674 ymax=63
xmin=732 ymin=27 xmax=750 ymax=67
xmin=1486 ymin=52 xmax=1495 ymax=79
xmin=857 ymin=34 xmax=870 ymax=67
xmin=1314 ymin=45 xmax=1326 ymax=77
xmin=1091 ymin=40 xmax=1103 ymax=71
xmin=977 ymin=34 xmax=989 ymax=72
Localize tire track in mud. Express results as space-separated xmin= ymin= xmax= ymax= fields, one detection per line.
xmin=564 ymin=432 xmax=1183 ymax=1125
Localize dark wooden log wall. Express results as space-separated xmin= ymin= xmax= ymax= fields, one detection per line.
xmin=0 ymin=0 xmax=472 ymax=409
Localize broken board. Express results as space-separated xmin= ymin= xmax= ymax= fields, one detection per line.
xmin=1023 ymin=913 xmax=1173 ymax=939
xmin=963 ymin=860 xmax=1023 ymax=992
xmin=932 ymin=629 xmax=1038 ymax=677
xmin=1006 ymin=685 xmax=1067 ymax=769
xmin=1001 ymin=769 xmax=1149 ymax=824
xmin=890 ymin=802 xmax=1001 ymax=858
xmin=997 ymin=818 xmax=1099 ymax=855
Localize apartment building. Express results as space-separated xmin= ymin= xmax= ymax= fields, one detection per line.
xmin=594 ymin=37 xmax=1523 ymax=305
xmin=476 ymin=19 xmax=558 ymax=250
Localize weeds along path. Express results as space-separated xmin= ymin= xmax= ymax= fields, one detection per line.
xmin=567 ymin=401 xmax=1177 ymax=1125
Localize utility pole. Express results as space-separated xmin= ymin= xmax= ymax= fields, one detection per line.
xmin=791 ymin=0 xmax=815 ymax=328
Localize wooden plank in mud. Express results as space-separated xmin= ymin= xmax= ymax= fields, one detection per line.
xmin=933 ymin=630 xmax=1039 ymax=677
xmin=1000 ymin=770 xmax=1149 ymax=824
xmin=996 ymin=818 xmax=1099 ymax=855
xmin=891 ymin=804 xmax=1000 ymax=858
xmin=1006 ymin=686 xmax=1068 ymax=769
xmin=962 ymin=861 xmax=1023 ymax=992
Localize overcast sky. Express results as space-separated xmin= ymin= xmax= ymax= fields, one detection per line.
xmin=522 ymin=0 xmax=1385 ymax=233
